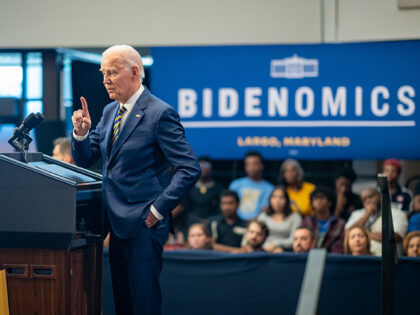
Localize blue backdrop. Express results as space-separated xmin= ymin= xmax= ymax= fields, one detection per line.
xmin=151 ymin=41 xmax=420 ymax=160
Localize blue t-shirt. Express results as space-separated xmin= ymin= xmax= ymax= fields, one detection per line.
xmin=408 ymin=213 xmax=420 ymax=233
xmin=229 ymin=177 xmax=274 ymax=220
xmin=318 ymin=217 xmax=333 ymax=233
xmin=317 ymin=216 xmax=333 ymax=248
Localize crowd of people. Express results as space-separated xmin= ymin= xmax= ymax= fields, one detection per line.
xmin=51 ymin=138 xmax=419 ymax=258
xmin=165 ymin=152 xmax=420 ymax=258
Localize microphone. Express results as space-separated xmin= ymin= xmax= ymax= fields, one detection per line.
xmin=8 ymin=112 xmax=45 ymax=153
xmin=15 ymin=112 xmax=44 ymax=134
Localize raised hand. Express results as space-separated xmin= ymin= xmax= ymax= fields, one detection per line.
xmin=72 ymin=97 xmax=92 ymax=136
xmin=365 ymin=200 xmax=377 ymax=217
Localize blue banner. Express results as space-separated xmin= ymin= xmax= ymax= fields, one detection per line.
xmin=151 ymin=41 xmax=420 ymax=159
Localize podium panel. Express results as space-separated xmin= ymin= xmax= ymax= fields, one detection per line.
xmin=0 ymin=152 xmax=104 ymax=314
xmin=0 ymin=247 xmax=102 ymax=315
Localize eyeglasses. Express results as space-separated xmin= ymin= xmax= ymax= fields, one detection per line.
xmin=361 ymin=192 xmax=378 ymax=203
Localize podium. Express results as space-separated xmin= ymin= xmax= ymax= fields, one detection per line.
xmin=0 ymin=152 xmax=104 ymax=315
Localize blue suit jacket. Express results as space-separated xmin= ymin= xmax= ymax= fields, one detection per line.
xmin=72 ymin=87 xmax=201 ymax=239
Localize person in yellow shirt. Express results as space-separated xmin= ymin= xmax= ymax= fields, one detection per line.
xmin=279 ymin=159 xmax=315 ymax=217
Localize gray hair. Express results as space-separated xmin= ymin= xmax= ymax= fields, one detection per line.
xmin=102 ymin=44 xmax=145 ymax=79
xmin=280 ymin=159 xmax=304 ymax=183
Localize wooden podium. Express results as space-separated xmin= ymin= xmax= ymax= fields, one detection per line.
xmin=0 ymin=153 xmax=104 ymax=315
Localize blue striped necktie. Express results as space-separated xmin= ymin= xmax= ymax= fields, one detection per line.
xmin=112 ymin=105 xmax=127 ymax=147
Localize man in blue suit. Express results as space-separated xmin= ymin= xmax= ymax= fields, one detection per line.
xmin=71 ymin=45 xmax=201 ymax=315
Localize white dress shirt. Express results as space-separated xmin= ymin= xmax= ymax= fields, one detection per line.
xmin=346 ymin=208 xmax=408 ymax=256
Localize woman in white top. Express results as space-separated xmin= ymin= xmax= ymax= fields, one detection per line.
xmin=258 ymin=186 xmax=302 ymax=252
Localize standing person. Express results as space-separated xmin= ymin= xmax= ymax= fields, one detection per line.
xmin=279 ymin=159 xmax=315 ymax=217
xmin=302 ymin=187 xmax=346 ymax=253
xmin=257 ymin=186 xmax=302 ymax=252
xmin=229 ymin=151 xmax=274 ymax=220
xmin=71 ymin=45 xmax=201 ymax=315
xmin=382 ymin=158 xmax=412 ymax=212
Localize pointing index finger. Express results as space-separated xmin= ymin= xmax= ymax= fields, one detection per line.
xmin=80 ymin=97 xmax=89 ymax=117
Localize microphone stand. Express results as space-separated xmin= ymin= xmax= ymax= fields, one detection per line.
xmin=8 ymin=112 xmax=44 ymax=163
xmin=8 ymin=128 xmax=33 ymax=163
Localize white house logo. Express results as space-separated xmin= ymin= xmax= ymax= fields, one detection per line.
xmin=270 ymin=54 xmax=319 ymax=79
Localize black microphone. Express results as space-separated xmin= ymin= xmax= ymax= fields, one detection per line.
xmin=8 ymin=112 xmax=45 ymax=153
xmin=16 ymin=112 xmax=44 ymax=134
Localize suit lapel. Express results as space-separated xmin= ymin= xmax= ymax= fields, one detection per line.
xmin=108 ymin=87 xmax=151 ymax=164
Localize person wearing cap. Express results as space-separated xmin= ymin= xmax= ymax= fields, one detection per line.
xmin=333 ymin=167 xmax=363 ymax=221
xmin=383 ymin=158 xmax=412 ymax=212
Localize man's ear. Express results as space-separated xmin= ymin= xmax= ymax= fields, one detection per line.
xmin=131 ymin=65 xmax=139 ymax=80
xmin=64 ymin=154 xmax=72 ymax=164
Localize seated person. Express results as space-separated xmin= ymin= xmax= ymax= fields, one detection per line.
xmin=302 ymin=187 xmax=346 ymax=253
xmin=215 ymin=221 xmax=269 ymax=253
xmin=403 ymin=231 xmax=420 ymax=257
xmin=346 ymin=187 xmax=408 ymax=256
xmin=164 ymin=232 xmax=185 ymax=251
xmin=382 ymin=159 xmax=412 ymax=212
xmin=229 ymin=151 xmax=274 ymax=220
xmin=344 ymin=226 xmax=371 ymax=256
xmin=293 ymin=227 xmax=315 ymax=253
xmin=52 ymin=137 xmax=74 ymax=164
xmin=258 ymin=186 xmax=302 ymax=252
xmin=408 ymin=182 xmax=420 ymax=233
xmin=333 ymin=167 xmax=363 ymax=221
xmin=279 ymin=159 xmax=315 ymax=217
xmin=207 ymin=190 xmax=247 ymax=248
xmin=236 ymin=221 xmax=269 ymax=253
xmin=187 ymin=223 xmax=213 ymax=250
